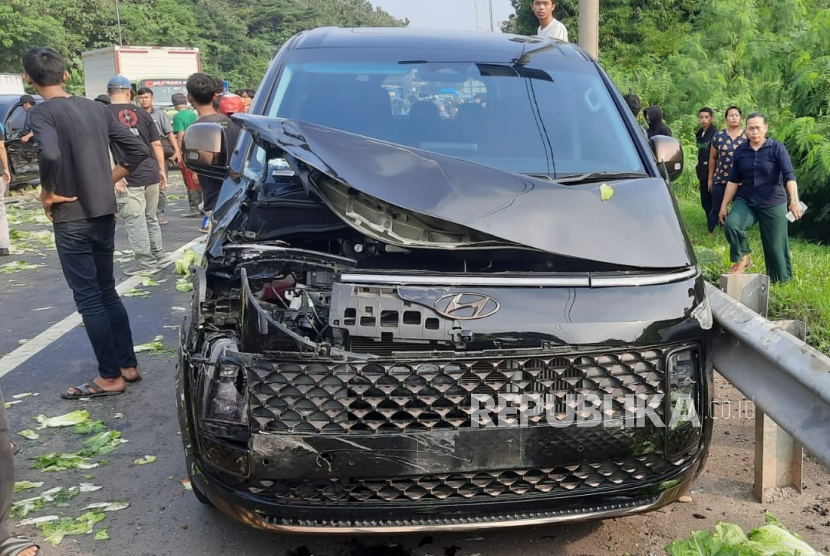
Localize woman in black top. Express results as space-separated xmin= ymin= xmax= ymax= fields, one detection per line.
xmin=643 ymin=105 xmax=673 ymax=138
xmin=718 ymin=113 xmax=802 ymax=281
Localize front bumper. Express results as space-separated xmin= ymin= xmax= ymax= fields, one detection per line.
xmin=191 ymin=450 xmax=703 ymax=532
xmin=183 ymin=341 xmax=711 ymax=532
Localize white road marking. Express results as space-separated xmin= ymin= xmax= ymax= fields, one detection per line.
xmin=0 ymin=236 xmax=205 ymax=379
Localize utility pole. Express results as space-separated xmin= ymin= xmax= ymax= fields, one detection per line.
xmin=488 ymin=0 xmax=494 ymax=32
xmin=115 ymin=0 xmax=124 ymax=46
xmin=578 ymin=0 xmax=598 ymax=58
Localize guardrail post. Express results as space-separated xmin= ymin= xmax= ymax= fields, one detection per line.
xmin=717 ymin=274 xmax=804 ymax=502
xmin=718 ymin=274 xmax=769 ymax=315
xmin=754 ymin=319 xmax=805 ymax=501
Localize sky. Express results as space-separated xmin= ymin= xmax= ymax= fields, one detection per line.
xmin=369 ymin=0 xmax=517 ymax=32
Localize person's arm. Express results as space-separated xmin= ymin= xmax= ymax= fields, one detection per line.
xmin=719 ymin=181 xmax=740 ymax=225
xmin=28 ymin=109 xmax=61 ymax=192
xmin=777 ymin=143 xmax=802 ymax=220
xmin=708 ymin=141 xmax=718 ymax=190
xmin=159 ymin=111 xmax=180 ymax=163
xmin=719 ymin=150 xmax=744 ymax=224
xmin=152 ymin=140 xmax=168 ymax=189
xmin=0 ymin=139 xmax=10 ymax=185
xmin=28 ymin=110 xmax=78 ymax=219
xmin=167 ymin=131 xmax=181 ymax=163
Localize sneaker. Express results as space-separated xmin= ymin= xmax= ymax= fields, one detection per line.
xmin=123 ymin=264 xmax=158 ymax=276
xmin=180 ymin=210 xmax=201 ymax=218
xmin=157 ymin=213 xmax=169 ymax=225
xmin=155 ymin=254 xmax=174 ymax=267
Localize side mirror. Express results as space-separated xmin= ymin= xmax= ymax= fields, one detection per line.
xmin=650 ymin=135 xmax=684 ymax=182
xmin=183 ymin=122 xmax=229 ymax=180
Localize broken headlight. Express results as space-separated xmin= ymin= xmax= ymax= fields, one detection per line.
xmin=201 ymin=358 xmax=249 ymax=428
xmin=667 ymin=348 xmax=700 ymax=430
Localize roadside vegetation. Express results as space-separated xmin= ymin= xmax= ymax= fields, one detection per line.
xmin=673 ymin=174 xmax=830 ymax=353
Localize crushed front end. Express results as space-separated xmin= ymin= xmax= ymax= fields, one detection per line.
xmin=176 ymin=112 xmax=713 ymax=532
xmin=177 ymin=245 xmax=713 ymax=532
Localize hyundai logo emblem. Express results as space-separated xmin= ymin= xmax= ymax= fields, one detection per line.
xmin=433 ymin=293 xmax=500 ymax=320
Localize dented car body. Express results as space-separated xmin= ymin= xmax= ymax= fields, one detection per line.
xmin=177 ymin=27 xmax=713 ymax=532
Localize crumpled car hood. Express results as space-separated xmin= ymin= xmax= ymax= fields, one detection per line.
xmin=234 ymin=114 xmax=693 ymax=269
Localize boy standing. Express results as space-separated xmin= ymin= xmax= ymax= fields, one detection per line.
xmin=23 ymin=47 xmax=148 ymax=398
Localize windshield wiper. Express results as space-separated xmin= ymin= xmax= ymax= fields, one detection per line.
xmin=553 ymin=172 xmax=649 ymax=185
xmin=523 ymin=173 xmax=556 ymax=181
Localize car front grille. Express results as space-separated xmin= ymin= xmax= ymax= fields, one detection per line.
xmin=248 ymin=348 xmax=667 ymax=434
xmin=244 ymin=450 xmax=690 ymax=504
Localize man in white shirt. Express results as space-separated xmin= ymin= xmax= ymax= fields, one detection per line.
xmin=533 ymin=0 xmax=568 ymax=42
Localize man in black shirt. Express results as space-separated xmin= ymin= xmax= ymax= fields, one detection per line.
xmin=695 ymin=107 xmax=718 ymax=217
xmin=106 ymin=75 xmax=169 ymax=275
xmin=23 ymin=47 xmax=149 ymax=399
xmin=186 ymin=73 xmax=240 ymax=215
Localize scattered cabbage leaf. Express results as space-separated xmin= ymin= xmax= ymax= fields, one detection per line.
xmin=600 ymin=183 xmax=615 ymax=201
xmin=13 ymin=481 xmax=44 ymax=493
xmin=35 ymin=410 xmax=90 ymax=429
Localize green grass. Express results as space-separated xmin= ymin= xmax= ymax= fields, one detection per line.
xmin=673 ymin=180 xmax=830 ymax=353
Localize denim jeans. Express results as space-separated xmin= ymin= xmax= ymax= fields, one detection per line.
xmin=53 ymin=216 xmax=137 ymax=379
xmin=0 ymin=386 xmax=13 ymax=544
xmin=116 ymin=184 xmax=166 ymax=270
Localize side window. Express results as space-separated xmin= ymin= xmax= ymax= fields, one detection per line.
xmin=6 ymin=106 xmax=28 ymax=133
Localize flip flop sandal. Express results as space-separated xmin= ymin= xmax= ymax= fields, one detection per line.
xmin=61 ymin=381 xmax=125 ymax=400
xmin=10 ymin=441 xmax=20 ymax=456
xmin=0 ymin=535 xmax=40 ymax=556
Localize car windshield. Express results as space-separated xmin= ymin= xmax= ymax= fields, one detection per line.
xmin=260 ymin=53 xmax=643 ymax=177
xmin=137 ymin=79 xmax=188 ymax=105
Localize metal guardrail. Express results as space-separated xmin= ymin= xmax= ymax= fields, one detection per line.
xmin=707 ymin=282 xmax=830 ymax=471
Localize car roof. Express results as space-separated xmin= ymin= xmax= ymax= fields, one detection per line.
xmin=289 ymin=27 xmax=591 ymax=63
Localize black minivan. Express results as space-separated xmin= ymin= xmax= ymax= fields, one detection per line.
xmin=0 ymin=95 xmax=40 ymax=189
xmin=177 ymin=27 xmax=713 ymax=533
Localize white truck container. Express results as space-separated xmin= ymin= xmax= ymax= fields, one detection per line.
xmin=82 ymin=46 xmax=201 ymax=108
xmin=0 ymin=74 xmax=25 ymax=95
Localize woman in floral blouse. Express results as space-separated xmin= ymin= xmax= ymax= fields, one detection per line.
xmin=707 ymin=106 xmax=747 ymax=234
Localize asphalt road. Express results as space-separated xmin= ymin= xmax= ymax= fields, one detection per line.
xmin=2 ymin=176 xmax=829 ymax=556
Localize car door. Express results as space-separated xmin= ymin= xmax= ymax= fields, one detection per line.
xmin=3 ymin=103 xmax=39 ymax=186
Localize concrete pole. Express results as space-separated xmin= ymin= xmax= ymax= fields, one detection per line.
xmin=578 ymin=0 xmax=599 ymax=58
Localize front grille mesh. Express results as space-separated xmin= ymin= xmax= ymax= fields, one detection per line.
xmin=248 ymin=348 xmax=667 ymax=434
xmin=245 ymin=451 xmax=686 ymax=504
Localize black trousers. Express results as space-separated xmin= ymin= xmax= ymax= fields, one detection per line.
xmin=699 ymin=175 xmax=713 ymax=217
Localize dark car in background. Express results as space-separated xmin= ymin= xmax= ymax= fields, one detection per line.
xmin=0 ymin=94 xmax=40 ymax=189
xmin=177 ymin=27 xmax=714 ymax=533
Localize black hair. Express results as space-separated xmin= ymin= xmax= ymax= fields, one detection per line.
xmin=186 ymin=73 xmax=217 ymax=105
xmin=623 ymin=93 xmax=641 ymax=117
xmin=22 ymin=47 xmax=66 ymax=87
xmin=136 ymin=87 xmax=153 ymax=96
xmin=213 ymin=77 xmax=224 ymax=95
xmin=746 ymin=112 xmax=766 ymax=124
xmin=234 ymin=88 xmax=255 ymax=97
xmin=725 ymin=105 xmax=742 ymax=117
xmin=699 ymin=107 xmax=713 ymax=116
